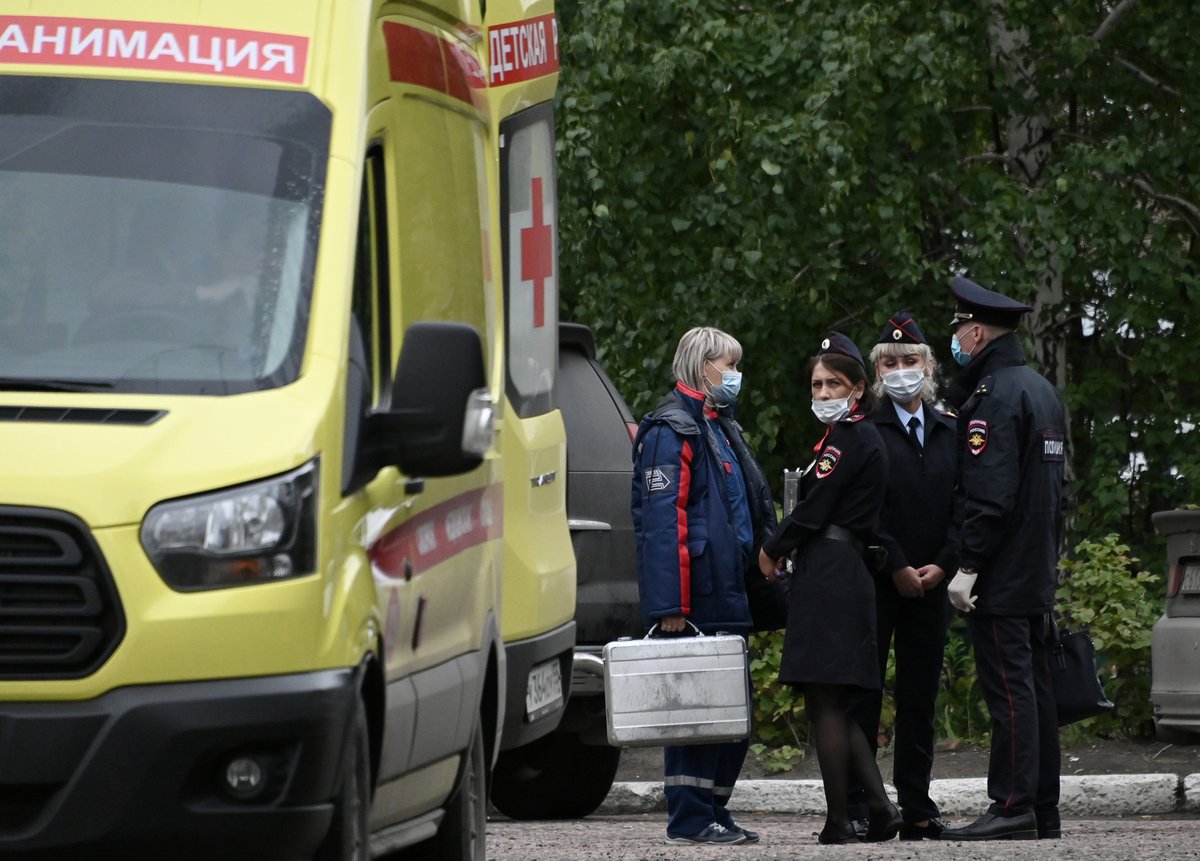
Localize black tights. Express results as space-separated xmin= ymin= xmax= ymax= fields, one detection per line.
xmin=805 ymin=683 xmax=889 ymax=828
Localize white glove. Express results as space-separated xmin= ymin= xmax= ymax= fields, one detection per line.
xmin=948 ymin=569 xmax=979 ymax=613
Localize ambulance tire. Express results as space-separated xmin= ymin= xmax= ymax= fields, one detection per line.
xmin=489 ymin=731 xmax=621 ymax=820
xmin=315 ymin=703 xmax=371 ymax=861
xmin=407 ymin=721 xmax=487 ymax=861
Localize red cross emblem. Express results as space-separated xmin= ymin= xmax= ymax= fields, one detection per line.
xmin=520 ymin=176 xmax=553 ymax=328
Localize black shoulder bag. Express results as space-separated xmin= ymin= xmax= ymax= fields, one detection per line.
xmin=1050 ymin=615 xmax=1115 ymax=726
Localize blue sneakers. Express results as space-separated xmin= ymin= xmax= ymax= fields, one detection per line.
xmin=732 ymin=825 xmax=760 ymax=844
xmin=665 ymin=823 xmax=747 ymax=845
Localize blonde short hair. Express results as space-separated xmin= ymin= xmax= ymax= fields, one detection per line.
xmin=868 ymin=341 xmax=939 ymax=402
xmin=672 ymin=327 xmax=743 ymax=392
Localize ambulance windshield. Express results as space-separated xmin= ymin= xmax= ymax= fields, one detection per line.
xmin=0 ymin=77 xmax=330 ymax=395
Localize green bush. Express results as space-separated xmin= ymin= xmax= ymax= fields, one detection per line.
xmin=935 ymin=619 xmax=991 ymax=744
xmin=1057 ymin=534 xmax=1161 ymax=736
xmin=748 ymin=631 xmax=805 ymax=748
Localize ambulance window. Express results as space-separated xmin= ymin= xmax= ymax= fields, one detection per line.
xmin=0 ymin=76 xmax=331 ymax=396
xmin=501 ymin=103 xmax=558 ymax=418
xmin=352 ymin=150 xmax=392 ymax=408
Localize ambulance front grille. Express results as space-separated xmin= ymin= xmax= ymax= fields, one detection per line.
xmin=0 ymin=507 xmax=125 ymax=679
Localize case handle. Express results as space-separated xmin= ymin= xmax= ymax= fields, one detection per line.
xmin=645 ymin=619 xmax=704 ymax=639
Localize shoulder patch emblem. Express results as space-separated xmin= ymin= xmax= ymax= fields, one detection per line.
xmin=644 ymin=467 xmax=673 ymax=493
xmin=1042 ymin=430 xmax=1065 ymax=462
xmin=967 ymin=419 xmax=988 ymax=456
xmin=815 ymin=446 xmax=842 ymax=479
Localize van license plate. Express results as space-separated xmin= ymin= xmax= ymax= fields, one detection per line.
xmin=525 ymin=659 xmax=563 ymax=721
xmin=1182 ymin=563 xmax=1200 ymax=594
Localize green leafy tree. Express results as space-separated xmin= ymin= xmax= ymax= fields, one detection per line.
xmin=556 ymin=0 xmax=1198 ymax=741
xmin=556 ymin=0 xmax=1200 ymax=566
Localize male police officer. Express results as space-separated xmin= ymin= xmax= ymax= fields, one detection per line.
xmin=939 ymin=276 xmax=1069 ymax=842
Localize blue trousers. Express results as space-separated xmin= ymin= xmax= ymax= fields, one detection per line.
xmin=664 ymin=737 xmax=750 ymax=837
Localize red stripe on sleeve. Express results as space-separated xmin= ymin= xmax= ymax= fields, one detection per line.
xmin=676 ymin=440 xmax=693 ymax=616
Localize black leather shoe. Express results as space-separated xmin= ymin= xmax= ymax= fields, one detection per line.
xmin=865 ymin=802 xmax=903 ymax=842
xmin=1037 ymin=807 xmax=1061 ymax=839
xmin=941 ymin=811 xmax=1038 ymax=841
xmin=899 ymin=817 xmax=948 ymax=840
xmin=817 ymin=821 xmax=863 ymax=845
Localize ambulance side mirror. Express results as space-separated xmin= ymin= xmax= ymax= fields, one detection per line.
xmin=366 ymin=322 xmax=492 ymax=478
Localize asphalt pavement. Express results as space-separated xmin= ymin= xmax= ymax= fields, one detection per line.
xmin=488 ymin=813 xmax=1200 ymax=860
xmin=488 ymin=755 xmax=1200 ymax=859
xmin=599 ymin=772 xmax=1200 ymax=818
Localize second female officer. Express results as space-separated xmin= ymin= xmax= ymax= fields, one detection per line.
xmin=757 ymin=332 xmax=901 ymax=845
xmin=847 ymin=312 xmax=958 ymax=838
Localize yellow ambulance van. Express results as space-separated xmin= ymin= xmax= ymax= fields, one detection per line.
xmin=482 ymin=0 xmax=580 ymax=814
xmin=0 ymin=1 xmax=565 ymax=858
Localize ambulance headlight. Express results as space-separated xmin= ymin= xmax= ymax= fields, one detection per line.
xmin=141 ymin=461 xmax=317 ymax=591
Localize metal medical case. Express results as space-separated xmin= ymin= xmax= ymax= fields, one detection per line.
xmin=602 ymin=624 xmax=750 ymax=747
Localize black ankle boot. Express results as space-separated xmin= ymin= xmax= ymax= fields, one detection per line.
xmin=865 ymin=802 xmax=903 ymax=842
xmin=818 ymin=821 xmax=862 ymax=845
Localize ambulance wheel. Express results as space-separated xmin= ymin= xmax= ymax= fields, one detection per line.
xmin=407 ymin=721 xmax=487 ymax=860
xmin=490 ymin=731 xmax=620 ymax=820
xmin=315 ymin=704 xmax=371 ymax=861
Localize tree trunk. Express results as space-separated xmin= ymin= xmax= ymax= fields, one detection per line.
xmin=985 ymin=0 xmax=1067 ymax=391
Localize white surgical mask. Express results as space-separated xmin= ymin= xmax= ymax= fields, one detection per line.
xmin=812 ymin=396 xmax=852 ymax=424
xmin=882 ymin=368 xmax=925 ymax=403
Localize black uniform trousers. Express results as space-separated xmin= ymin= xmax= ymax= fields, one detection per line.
xmin=848 ymin=581 xmax=950 ymax=823
xmin=969 ymin=613 xmax=1060 ymax=817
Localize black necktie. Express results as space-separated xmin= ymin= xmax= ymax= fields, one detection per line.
xmin=908 ymin=415 xmax=922 ymax=448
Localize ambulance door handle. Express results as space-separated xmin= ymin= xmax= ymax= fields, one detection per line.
xmin=531 ymin=470 xmax=557 ymax=488
xmin=568 ymin=519 xmax=611 ymax=532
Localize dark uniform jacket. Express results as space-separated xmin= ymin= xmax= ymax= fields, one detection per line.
xmin=762 ymin=410 xmax=888 ymax=560
xmin=631 ymin=383 xmax=753 ymax=632
xmin=763 ymin=409 xmax=889 ymax=688
xmin=873 ymin=402 xmax=958 ymax=577
xmin=946 ymin=333 xmax=1068 ymax=616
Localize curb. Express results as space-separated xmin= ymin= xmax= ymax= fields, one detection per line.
xmin=598 ymin=773 xmax=1200 ymax=817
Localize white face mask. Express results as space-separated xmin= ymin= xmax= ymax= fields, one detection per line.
xmin=812 ymin=396 xmax=852 ymax=424
xmin=882 ymin=368 xmax=925 ymax=403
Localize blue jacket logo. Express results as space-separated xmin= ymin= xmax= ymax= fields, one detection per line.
xmin=644 ymin=467 xmax=673 ymax=493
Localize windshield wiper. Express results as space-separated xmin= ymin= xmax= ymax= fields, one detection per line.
xmin=0 ymin=377 xmax=116 ymax=392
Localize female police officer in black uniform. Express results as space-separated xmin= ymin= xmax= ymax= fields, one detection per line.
xmin=758 ymin=332 xmax=902 ymax=845
xmin=847 ymin=312 xmax=957 ymax=838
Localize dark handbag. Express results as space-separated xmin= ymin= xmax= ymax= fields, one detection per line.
xmin=744 ymin=563 xmax=789 ymax=632
xmin=1051 ymin=621 xmax=1115 ymax=726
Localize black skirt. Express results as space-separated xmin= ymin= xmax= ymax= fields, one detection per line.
xmin=778 ymin=536 xmax=879 ymax=689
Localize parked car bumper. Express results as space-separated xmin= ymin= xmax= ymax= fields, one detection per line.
xmin=499 ymin=621 xmax=575 ymax=750
xmin=1151 ymin=613 xmax=1200 ymax=733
